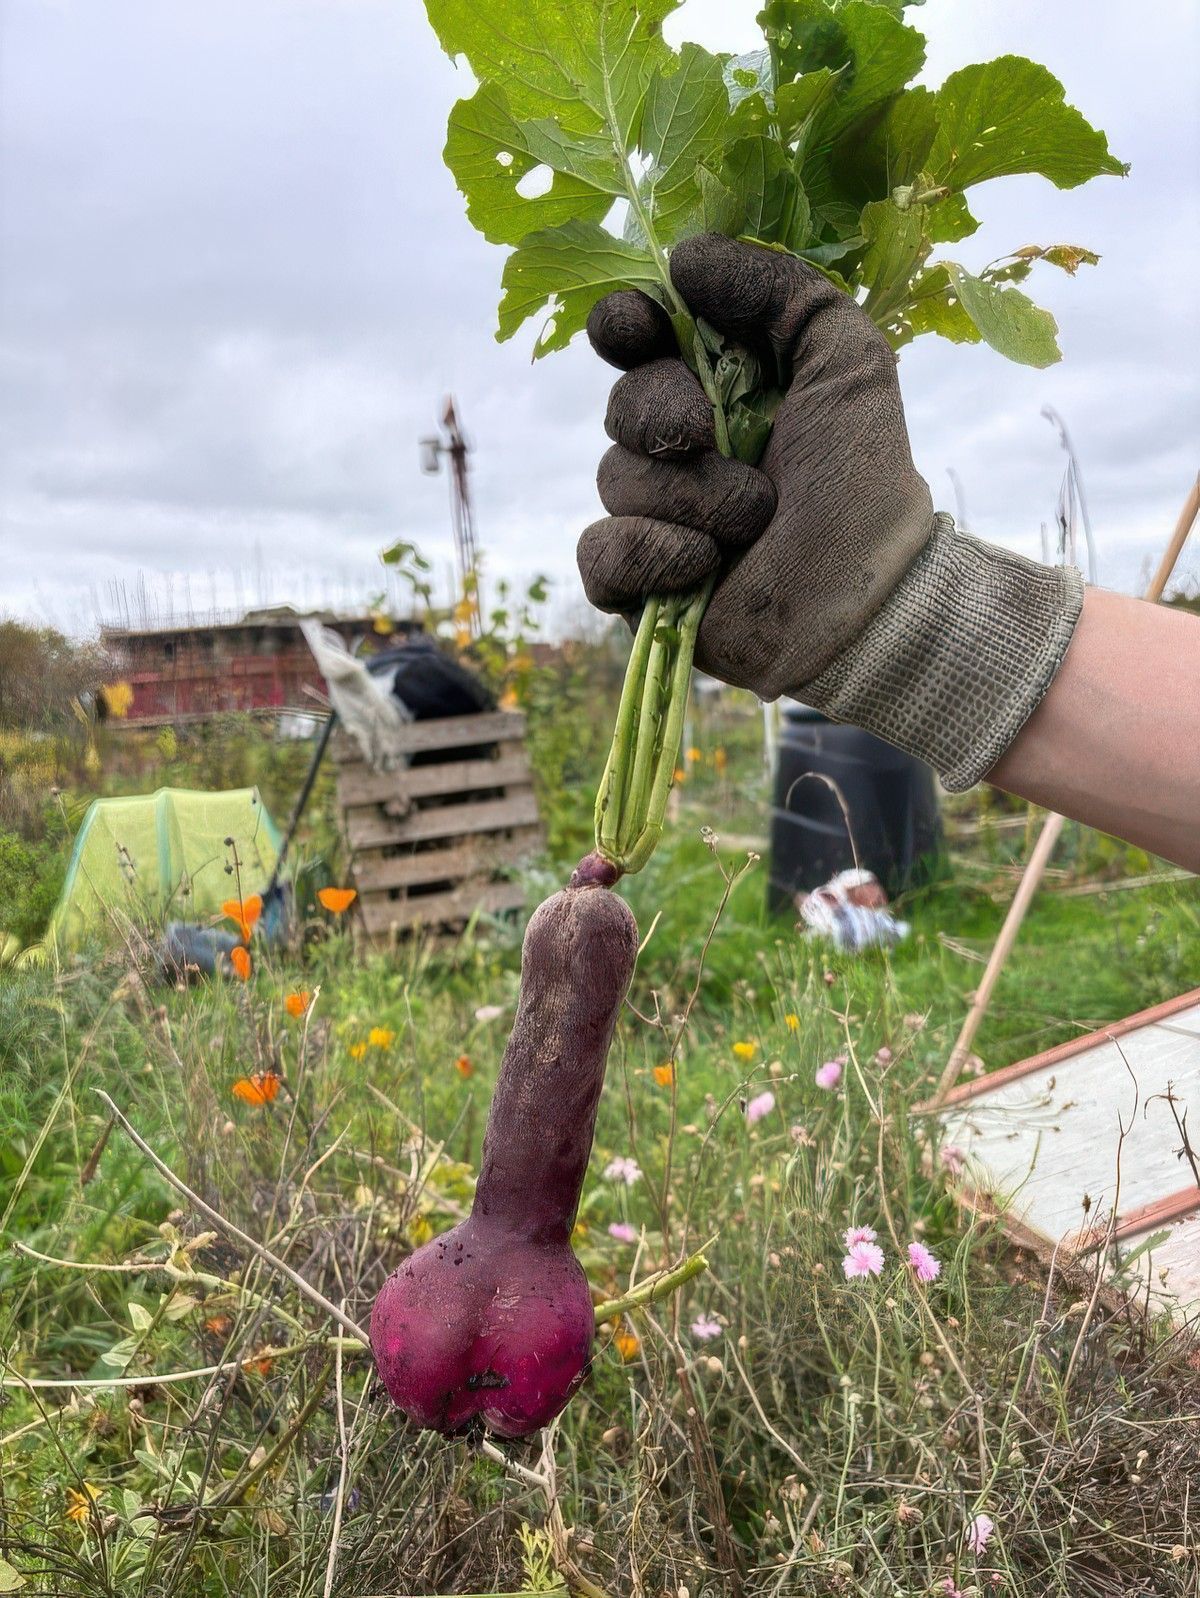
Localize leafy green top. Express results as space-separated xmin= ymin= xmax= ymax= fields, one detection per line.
xmin=425 ymin=0 xmax=1123 ymax=370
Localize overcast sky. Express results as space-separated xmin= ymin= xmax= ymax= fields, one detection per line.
xmin=1 ymin=0 xmax=1197 ymax=635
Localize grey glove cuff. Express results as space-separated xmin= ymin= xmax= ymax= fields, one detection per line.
xmin=802 ymin=513 xmax=1084 ymax=791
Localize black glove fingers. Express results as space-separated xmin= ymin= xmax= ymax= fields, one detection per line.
xmin=577 ymin=516 xmax=720 ymax=613
xmin=604 ymin=358 xmax=715 ymax=459
xmin=597 ymin=445 xmax=776 ymax=550
xmin=670 ymin=232 xmax=842 ymax=366
xmin=586 ymin=290 xmax=676 ymax=371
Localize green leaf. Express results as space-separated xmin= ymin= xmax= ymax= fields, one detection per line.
xmin=928 ymin=57 xmax=1127 ymax=191
xmin=0 ymin=1561 xmax=25 ymax=1593
xmin=425 ymin=0 xmax=677 ymax=129
xmin=723 ymin=47 xmax=773 ymax=108
xmin=640 ymin=44 xmax=731 ymax=241
xmin=940 ymin=261 xmax=1060 ymax=367
xmin=445 ymin=84 xmax=619 ymax=246
xmin=774 ymin=67 xmax=838 ymax=146
xmin=761 ymin=1 xmax=925 ymax=138
xmin=904 ymin=266 xmax=981 ymax=346
xmin=428 ymin=0 xmax=681 ymax=271
xmin=497 ymin=221 xmax=660 ymax=355
xmin=679 ymin=165 xmax=747 ymax=239
xmin=926 ymin=190 xmax=978 ymax=244
xmin=721 ymin=137 xmax=811 ymax=250
xmin=859 ymin=198 xmax=929 ymax=322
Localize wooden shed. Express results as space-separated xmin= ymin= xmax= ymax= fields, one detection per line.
xmin=935 ymin=990 xmax=1200 ymax=1321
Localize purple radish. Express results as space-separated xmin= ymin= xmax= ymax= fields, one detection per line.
xmin=371 ymin=878 xmax=638 ymax=1436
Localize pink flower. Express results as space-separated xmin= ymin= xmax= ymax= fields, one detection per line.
xmin=939 ymin=1144 xmax=965 ymax=1176
xmin=907 ymin=1240 xmax=941 ymax=1283
xmin=875 ymin=1045 xmax=893 ymax=1066
xmin=690 ymin=1314 xmax=722 ymax=1341
xmin=608 ymin=1222 xmax=637 ymax=1244
xmin=745 ymin=1090 xmax=775 ymax=1125
xmin=814 ymin=1058 xmax=843 ymax=1090
xmin=966 ymin=1512 xmax=995 ymax=1555
xmin=940 ymin=1582 xmax=966 ymax=1598
xmin=843 ymin=1224 xmax=877 ymax=1250
xmin=842 ymin=1240 xmax=885 ymax=1279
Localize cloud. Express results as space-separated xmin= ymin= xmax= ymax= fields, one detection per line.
xmin=1 ymin=0 xmax=1197 ymax=631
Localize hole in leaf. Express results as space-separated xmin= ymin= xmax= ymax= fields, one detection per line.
xmin=516 ymin=163 xmax=553 ymax=199
xmin=496 ymin=150 xmax=514 ymax=168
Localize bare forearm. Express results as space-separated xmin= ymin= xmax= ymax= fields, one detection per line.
xmin=988 ymin=587 xmax=1200 ymax=871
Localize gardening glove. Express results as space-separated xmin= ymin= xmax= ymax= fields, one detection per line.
xmin=577 ymin=233 xmax=1084 ymax=791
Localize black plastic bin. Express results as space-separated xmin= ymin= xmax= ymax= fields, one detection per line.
xmin=767 ymin=706 xmax=944 ymax=914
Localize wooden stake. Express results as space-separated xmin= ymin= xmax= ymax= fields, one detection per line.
xmin=932 ymin=472 xmax=1200 ymax=1106
xmin=1144 ymin=471 xmax=1200 ymax=603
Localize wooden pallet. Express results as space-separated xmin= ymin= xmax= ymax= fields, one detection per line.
xmin=334 ymin=710 xmax=543 ymax=939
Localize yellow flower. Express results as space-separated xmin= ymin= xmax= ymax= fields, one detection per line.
xmin=673 ymin=766 xmax=686 ymax=783
xmin=614 ymin=1329 xmax=640 ymax=1362
xmin=686 ymin=746 xmax=702 ymax=764
xmin=349 ymin=1041 xmax=368 ymax=1061
xmin=785 ymin=1013 xmax=800 ymax=1032
xmin=653 ymin=1062 xmax=675 ymax=1087
xmin=713 ymin=747 xmax=727 ymax=773
xmin=102 ymin=680 xmax=134 ymax=718
xmin=65 ymin=1483 xmax=103 ymax=1525
xmin=732 ymin=1040 xmax=756 ymax=1062
xmin=368 ymin=1027 xmax=396 ymax=1049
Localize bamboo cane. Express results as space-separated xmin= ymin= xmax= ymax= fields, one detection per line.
xmin=931 ymin=472 xmax=1200 ymax=1106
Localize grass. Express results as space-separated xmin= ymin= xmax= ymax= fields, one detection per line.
xmin=1 ymin=705 xmax=1198 ymax=1597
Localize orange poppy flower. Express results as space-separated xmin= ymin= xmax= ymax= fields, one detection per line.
xmin=222 ymin=894 xmax=262 ymax=942
xmin=614 ymin=1330 xmax=640 ymax=1362
xmin=318 ymin=887 xmax=357 ymax=914
xmin=284 ymin=990 xmax=312 ymax=1018
xmin=231 ymin=1070 xmax=280 ymax=1106
xmin=229 ymin=945 xmax=251 ymax=981
xmin=653 ymin=1062 xmax=676 ymax=1087
xmin=246 ymin=1352 xmax=274 ymax=1377
xmin=204 ymin=1313 xmax=233 ymax=1337
xmin=455 ymin=1053 xmax=473 ymax=1078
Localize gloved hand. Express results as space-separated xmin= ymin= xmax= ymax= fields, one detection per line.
xmin=578 ymin=233 xmax=1083 ymax=791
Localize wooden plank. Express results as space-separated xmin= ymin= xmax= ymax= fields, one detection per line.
xmin=351 ymin=829 xmax=543 ymax=891
xmin=927 ymin=987 xmax=1200 ymax=1111
xmin=346 ymin=790 xmax=540 ymax=850
xmin=358 ymin=878 xmax=527 ymax=934
xmin=333 ymin=711 xmax=526 ymax=763
xmin=936 ymin=991 xmax=1200 ymax=1322
xmin=337 ymin=753 xmax=532 ymax=808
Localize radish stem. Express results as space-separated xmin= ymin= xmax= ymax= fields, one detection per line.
xmin=593 ymin=308 xmax=743 ymax=875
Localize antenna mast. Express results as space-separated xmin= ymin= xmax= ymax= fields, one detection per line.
xmin=420 ymin=396 xmax=481 ymax=632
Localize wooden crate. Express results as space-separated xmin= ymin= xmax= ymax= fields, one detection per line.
xmin=335 ymin=710 xmax=544 ymax=939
